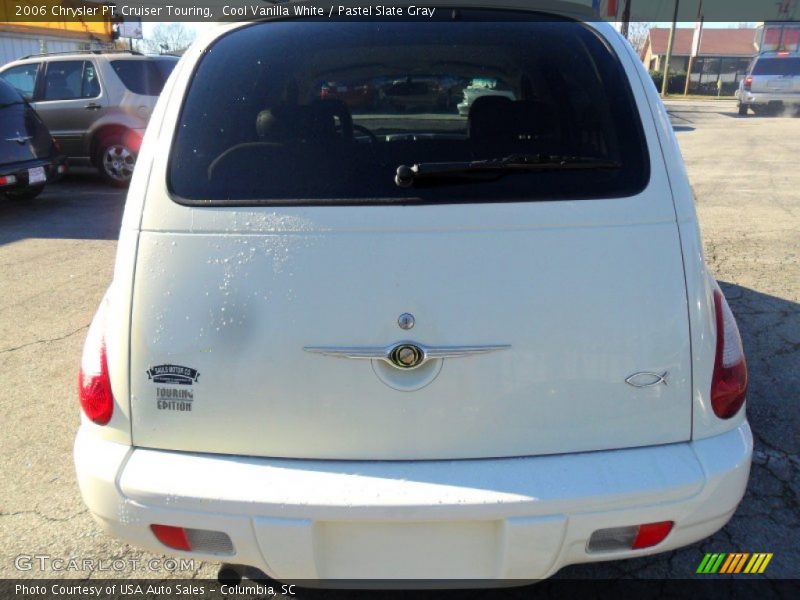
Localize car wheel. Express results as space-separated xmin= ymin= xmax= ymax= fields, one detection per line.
xmin=4 ymin=185 xmax=44 ymax=201
xmin=97 ymin=138 xmax=136 ymax=187
xmin=738 ymin=103 xmax=748 ymax=116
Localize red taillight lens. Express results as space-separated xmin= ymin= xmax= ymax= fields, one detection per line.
xmin=150 ymin=525 xmax=192 ymax=551
xmin=78 ymin=307 xmax=113 ymax=425
xmin=631 ymin=521 xmax=674 ymax=549
xmin=587 ymin=520 xmax=674 ymax=552
xmin=711 ymin=290 xmax=748 ymax=419
xmin=744 ymin=76 xmax=753 ymax=91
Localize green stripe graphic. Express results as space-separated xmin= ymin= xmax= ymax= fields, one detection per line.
xmin=697 ymin=553 xmax=727 ymax=574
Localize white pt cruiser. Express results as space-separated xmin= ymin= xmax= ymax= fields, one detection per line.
xmin=75 ymin=1 xmax=752 ymax=584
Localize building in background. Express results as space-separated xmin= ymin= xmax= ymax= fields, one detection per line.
xmin=757 ymin=22 xmax=800 ymax=53
xmin=641 ymin=27 xmax=758 ymax=95
xmin=0 ymin=0 xmax=114 ymax=65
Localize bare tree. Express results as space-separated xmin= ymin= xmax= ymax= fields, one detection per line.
xmin=627 ymin=22 xmax=652 ymax=57
xmin=146 ymin=23 xmax=196 ymax=55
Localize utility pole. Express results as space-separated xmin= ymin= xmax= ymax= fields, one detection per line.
xmin=684 ymin=0 xmax=704 ymax=96
xmin=620 ymin=0 xmax=632 ymax=40
xmin=661 ymin=0 xmax=681 ymax=97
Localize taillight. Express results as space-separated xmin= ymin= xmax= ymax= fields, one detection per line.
xmin=711 ymin=290 xmax=748 ymax=419
xmin=78 ymin=306 xmax=113 ymax=425
xmin=743 ymin=76 xmax=753 ymax=91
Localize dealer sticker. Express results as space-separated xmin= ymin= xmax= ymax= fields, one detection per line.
xmin=146 ymin=364 xmax=199 ymax=411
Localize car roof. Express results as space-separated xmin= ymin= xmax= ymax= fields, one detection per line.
xmin=6 ymin=52 xmax=176 ymax=65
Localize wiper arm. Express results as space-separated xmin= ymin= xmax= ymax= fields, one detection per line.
xmin=394 ymin=154 xmax=622 ymax=188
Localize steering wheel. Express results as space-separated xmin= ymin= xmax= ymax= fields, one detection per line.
xmin=353 ymin=124 xmax=379 ymax=144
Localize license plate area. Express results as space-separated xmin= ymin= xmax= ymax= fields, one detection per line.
xmin=28 ymin=166 xmax=46 ymax=184
xmin=314 ymin=520 xmax=501 ymax=579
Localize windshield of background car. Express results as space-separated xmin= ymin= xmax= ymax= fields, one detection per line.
xmin=752 ymin=57 xmax=800 ymax=76
xmin=169 ymin=13 xmax=649 ymax=205
xmin=111 ymin=59 xmax=177 ymax=96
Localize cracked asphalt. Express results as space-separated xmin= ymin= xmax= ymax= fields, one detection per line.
xmin=0 ymin=100 xmax=798 ymax=585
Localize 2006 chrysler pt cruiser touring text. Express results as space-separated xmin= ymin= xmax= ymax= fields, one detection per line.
xmin=74 ymin=1 xmax=752 ymax=584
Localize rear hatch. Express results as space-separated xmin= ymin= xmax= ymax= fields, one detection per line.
xmin=750 ymin=55 xmax=800 ymax=93
xmin=129 ymin=16 xmax=692 ymax=460
xmin=0 ymin=84 xmax=52 ymax=165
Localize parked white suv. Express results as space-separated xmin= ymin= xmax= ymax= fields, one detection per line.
xmin=737 ymin=51 xmax=800 ymax=116
xmin=75 ymin=3 xmax=752 ymax=584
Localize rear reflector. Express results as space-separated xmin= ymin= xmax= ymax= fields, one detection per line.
xmin=150 ymin=525 xmax=234 ymax=555
xmin=587 ymin=521 xmax=673 ymax=552
xmin=0 ymin=175 xmax=17 ymax=186
xmin=711 ymin=290 xmax=748 ymax=419
xmin=150 ymin=525 xmax=191 ymax=551
xmin=632 ymin=521 xmax=674 ymax=549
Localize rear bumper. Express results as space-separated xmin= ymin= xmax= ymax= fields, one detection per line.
xmin=75 ymin=421 xmax=752 ymax=582
xmin=739 ymin=91 xmax=800 ymax=106
xmin=0 ymin=155 xmax=67 ymax=191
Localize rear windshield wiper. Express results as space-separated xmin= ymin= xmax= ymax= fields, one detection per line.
xmin=394 ymin=154 xmax=622 ymax=188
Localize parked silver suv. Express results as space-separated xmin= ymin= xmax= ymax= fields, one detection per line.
xmin=737 ymin=51 xmax=800 ymax=116
xmin=0 ymin=51 xmax=178 ymax=185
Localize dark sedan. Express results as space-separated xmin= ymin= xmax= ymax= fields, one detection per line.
xmin=0 ymin=79 xmax=66 ymax=200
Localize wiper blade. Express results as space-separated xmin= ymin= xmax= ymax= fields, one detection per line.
xmin=394 ymin=154 xmax=622 ymax=188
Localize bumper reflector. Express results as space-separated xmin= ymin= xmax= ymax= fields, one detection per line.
xmin=587 ymin=521 xmax=673 ymax=553
xmin=150 ymin=524 xmax=234 ymax=555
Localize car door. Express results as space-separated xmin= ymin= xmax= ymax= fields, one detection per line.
xmin=31 ymin=59 xmax=107 ymax=158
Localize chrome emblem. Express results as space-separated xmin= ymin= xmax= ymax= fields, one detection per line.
xmin=5 ymin=134 xmax=32 ymax=145
xmin=390 ymin=344 xmax=423 ymax=369
xmin=397 ymin=313 xmax=415 ymax=330
xmin=625 ymin=371 xmax=668 ymax=388
xmin=304 ymin=341 xmax=510 ymax=371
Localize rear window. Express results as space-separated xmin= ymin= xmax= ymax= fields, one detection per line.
xmin=111 ymin=59 xmax=177 ymax=96
xmin=752 ymin=57 xmax=800 ymax=76
xmin=0 ymin=79 xmax=23 ymax=105
xmin=169 ymin=14 xmax=649 ymax=205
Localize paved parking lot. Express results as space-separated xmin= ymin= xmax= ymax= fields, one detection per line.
xmin=0 ymin=100 xmax=798 ymax=584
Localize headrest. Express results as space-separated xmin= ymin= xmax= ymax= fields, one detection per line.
xmin=256 ymin=99 xmax=352 ymax=143
xmin=469 ymin=97 xmax=559 ymax=145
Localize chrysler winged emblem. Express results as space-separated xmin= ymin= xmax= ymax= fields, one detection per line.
xmin=5 ymin=133 xmax=33 ymax=144
xmin=304 ymin=341 xmax=510 ymax=370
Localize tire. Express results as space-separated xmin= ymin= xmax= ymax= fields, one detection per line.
xmin=738 ymin=103 xmax=748 ymax=116
xmin=4 ymin=185 xmax=44 ymax=201
xmin=96 ymin=136 xmax=137 ymax=187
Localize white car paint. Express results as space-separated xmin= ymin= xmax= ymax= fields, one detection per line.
xmin=75 ymin=1 xmax=751 ymax=584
